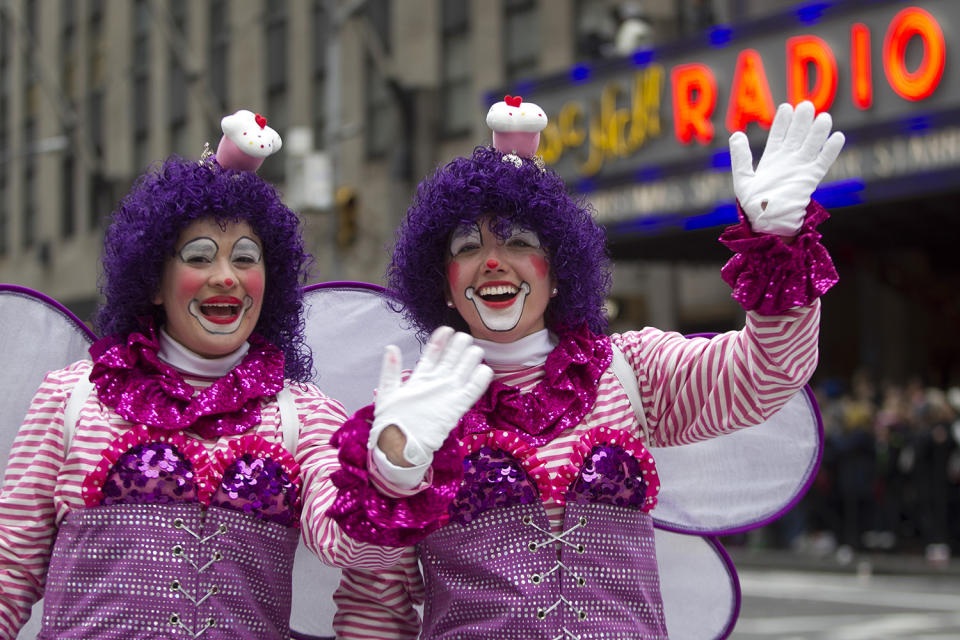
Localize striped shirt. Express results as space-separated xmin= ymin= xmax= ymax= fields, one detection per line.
xmin=332 ymin=302 xmax=822 ymax=638
xmin=0 ymin=359 xmax=405 ymax=639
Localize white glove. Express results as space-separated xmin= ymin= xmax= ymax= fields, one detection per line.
xmin=729 ymin=101 xmax=845 ymax=236
xmin=370 ymin=326 xmax=493 ymax=472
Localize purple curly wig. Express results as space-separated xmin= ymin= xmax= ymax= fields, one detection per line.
xmin=388 ymin=146 xmax=611 ymax=339
xmin=95 ymin=156 xmax=314 ymax=382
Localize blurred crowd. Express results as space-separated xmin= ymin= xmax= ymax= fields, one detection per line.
xmin=737 ymin=371 xmax=960 ymax=566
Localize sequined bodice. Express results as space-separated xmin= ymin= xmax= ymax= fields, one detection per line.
xmin=82 ymin=425 xmax=302 ymax=527
xmin=417 ymin=427 xmax=667 ymax=640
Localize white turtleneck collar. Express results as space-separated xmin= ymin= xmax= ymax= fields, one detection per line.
xmin=474 ymin=328 xmax=557 ymax=367
xmin=157 ymin=328 xmax=250 ymax=377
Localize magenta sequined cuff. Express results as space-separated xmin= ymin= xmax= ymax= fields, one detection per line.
xmin=720 ymin=200 xmax=838 ymax=315
xmin=328 ymin=405 xmax=464 ymax=547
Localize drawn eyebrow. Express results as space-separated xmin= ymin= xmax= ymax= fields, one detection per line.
xmin=178 ymin=236 xmax=219 ymax=261
xmin=449 ymin=222 xmax=482 ymax=255
xmin=231 ymin=236 xmax=263 ymax=261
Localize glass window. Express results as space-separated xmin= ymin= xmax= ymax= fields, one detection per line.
xmin=366 ymin=0 xmax=391 ymax=53
xmin=208 ymin=0 xmax=229 ymax=119
xmin=440 ymin=0 xmax=471 ymax=136
xmin=313 ymin=0 xmax=328 ymax=146
xmin=61 ymin=150 xmax=75 ymax=238
xmin=132 ymin=0 xmax=150 ymax=170
xmin=504 ymin=0 xmax=539 ymax=83
xmin=262 ymin=2 xmax=289 ymax=183
xmin=365 ymin=55 xmax=396 ymax=159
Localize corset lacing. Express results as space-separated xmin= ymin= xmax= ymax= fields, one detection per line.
xmin=523 ymin=514 xmax=589 ymax=640
xmin=168 ymin=516 xmax=229 ymax=637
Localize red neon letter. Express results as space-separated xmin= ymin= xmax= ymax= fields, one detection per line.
xmin=726 ymin=49 xmax=776 ymax=133
xmin=883 ymin=7 xmax=945 ymax=101
xmin=851 ymin=23 xmax=873 ymax=109
xmin=786 ymin=35 xmax=837 ymax=112
xmin=671 ymin=63 xmax=717 ymax=145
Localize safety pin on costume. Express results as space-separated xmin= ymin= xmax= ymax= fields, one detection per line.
xmin=318 ymin=97 xmax=844 ymax=639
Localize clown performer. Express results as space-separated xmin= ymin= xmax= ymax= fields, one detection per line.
xmin=325 ymin=98 xmax=844 ymax=639
xmin=0 ymin=109 xmax=492 ymax=639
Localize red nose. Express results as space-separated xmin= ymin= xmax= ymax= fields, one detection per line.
xmin=224 ymin=278 xmax=234 ymax=287
xmin=486 ymin=259 xmax=499 ymax=269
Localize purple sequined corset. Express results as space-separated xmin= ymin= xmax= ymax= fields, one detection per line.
xmin=84 ymin=432 xmax=301 ymax=527
xmin=417 ymin=445 xmax=667 ymax=639
xmin=40 ymin=503 xmax=299 ymax=640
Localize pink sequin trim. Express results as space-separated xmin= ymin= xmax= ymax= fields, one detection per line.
xmin=720 ymin=200 xmax=838 ymax=315
xmin=88 ymin=326 xmax=285 ymax=438
xmin=81 ymin=425 xmax=212 ymax=507
xmin=460 ymin=429 xmax=553 ymax=499
xmin=209 ymin=434 xmax=302 ymax=495
xmin=328 ymin=405 xmax=465 ymax=547
xmin=459 ymin=326 xmax=612 ymax=447
xmin=551 ymin=425 xmax=660 ymax=510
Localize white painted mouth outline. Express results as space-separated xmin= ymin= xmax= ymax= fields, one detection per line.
xmin=464 ymin=281 xmax=531 ymax=332
xmin=187 ymin=295 xmax=254 ymax=335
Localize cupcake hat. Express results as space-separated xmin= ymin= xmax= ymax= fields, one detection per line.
xmin=215 ymin=109 xmax=283 ymax=172
xmin=485 ymin=95 xmax=547 ymax=158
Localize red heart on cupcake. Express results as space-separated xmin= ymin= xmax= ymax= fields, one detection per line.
xmin=504 ymin=95 xmax=522 ymax=107
xmin=255 ymin=114 xmax=268 ymax=129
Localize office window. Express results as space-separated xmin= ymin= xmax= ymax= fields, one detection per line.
xmin=168 ymin=0 xmax=188 ymax=155
xmin=0 ymin=13 xmax=6 ymax=254
xmin=262 ymin=0 xmax=288 ymax=182
xmin=23 ymin=119 xmax=36 ymax=249
xmin=208 ymin=0 xmax=229 ymax=124
xmin=440 ymin=0 xmax=471 ymax=136
xmin=87 ymin=0 xmax=105 ymax=168
xmin=61 ymin=150 xmax=75 ymax=238
xmin=365 ymin=55 xmax=396 ymax=159
xmin=132 ymin=0 xmax=151 ymax=171
xmin=504 ymin=0 xmax=539 ymax=83
xmin=0 ymin=171 xmax=6 ymax=256
xmin=313 ymin=0 xmax=328 ymax=147
xmin=366 ymin=0 xmax=391 ymax=54
xmin=61 ymin=0 xmax=77 ymax=99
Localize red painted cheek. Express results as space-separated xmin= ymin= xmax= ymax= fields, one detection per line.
xmin=530 ymin=255 xmax=549 ymax=279
xmin=176 ymin=270 xmax=207 ymax=299
xmin=244 ymin=271 xmax=266 ymax=299
xmin=446 ymin=262 xmax=460 ymax=287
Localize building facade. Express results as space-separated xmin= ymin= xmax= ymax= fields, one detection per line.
xmin=3 ymin=0 xmax=954 ymax=387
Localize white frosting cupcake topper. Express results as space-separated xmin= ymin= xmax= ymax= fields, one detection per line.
xmin=486 ymin=95 xmax=547 ymax=159
xmin=215 ymin=109 xmax=283 ymax=172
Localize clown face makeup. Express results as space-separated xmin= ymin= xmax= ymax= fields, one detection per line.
xmin=445 ymin=216 xmax=555 ymax=343
xmin=154 ymin=218 xmax=265 ymax=358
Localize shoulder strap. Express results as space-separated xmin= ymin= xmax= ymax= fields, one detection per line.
xmin=63 ymin=373 xmax=94 ymax=454
xmin=64 ymin=377 xmax=301 ymax=456
xmin=277 ymin=386 xmax=299 ymax=455
xmin=609 ymin=344 xmax=650 ymax=444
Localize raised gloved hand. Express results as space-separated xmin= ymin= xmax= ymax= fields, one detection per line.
xmin=370 ymin=326 xmax=493 ymax=471
xmin=729 ymin=101 xmax=845 ymax=236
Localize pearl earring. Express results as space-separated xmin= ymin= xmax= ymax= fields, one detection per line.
xmin=551 ymin=288 xmax=558 ymax=296
xmin=446 ymin=300 xmax=455 ymax=308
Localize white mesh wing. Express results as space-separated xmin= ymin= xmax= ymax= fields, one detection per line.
xmin=0 ymin=286 xmax=94 ymax=640
xmin=291 ymin=283 xmax=423 ymax=638
xmin=656 ymin=529 xmax=739 ymax=639
xmin=651 ymin=388 xmax=822 ymax=535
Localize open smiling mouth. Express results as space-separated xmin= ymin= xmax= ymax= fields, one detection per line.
xmin=188 ymin=296 xmax=253 ymax=334
xmin=464 ymin=282 xmax=531 ymax=331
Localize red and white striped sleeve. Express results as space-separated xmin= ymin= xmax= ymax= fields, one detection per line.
xmin=0 ymin=362 xmax=86 ymax=637
xmin=333 ymin=562 xmax=423 ymax=640
xmin=293 ymin=384 xmax=413 ymax=571
xmin=614 ymin=300 xmax=821 ymax=447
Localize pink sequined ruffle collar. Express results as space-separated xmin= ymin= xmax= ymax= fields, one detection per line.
xmin=89 ymin=326 xmax=285 ymax=439
xmin=459 ymin=325 xmax=612 ymax=447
